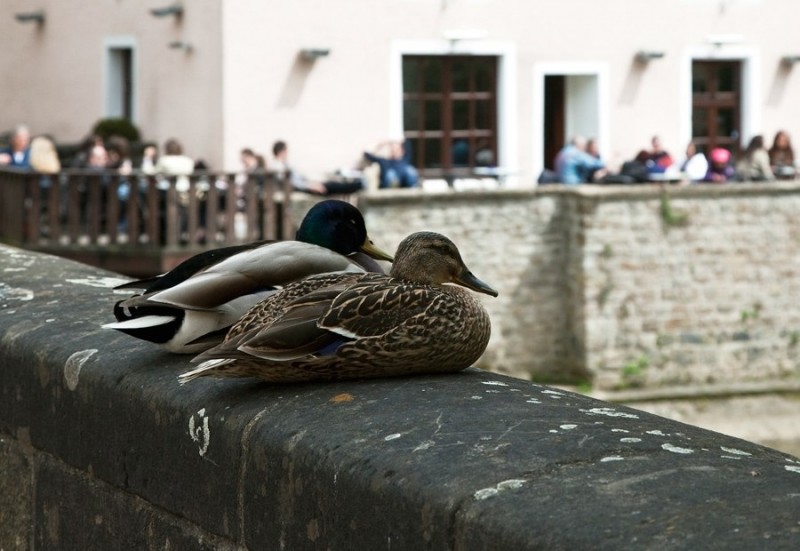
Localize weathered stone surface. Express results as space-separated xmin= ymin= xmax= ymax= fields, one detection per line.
xmin=0 ymin=437 xmax=32 ymax=551
xmin=2 ymin=244 xmax=800 ymax=550
xmin=34 ymin=454 xmax=236 ymax=550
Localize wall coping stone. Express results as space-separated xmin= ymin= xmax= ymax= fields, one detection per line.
xmin=1 ymin=244 xmax=799 ymax=549
xmin=357 ymin=181 xmax=800 ymax=205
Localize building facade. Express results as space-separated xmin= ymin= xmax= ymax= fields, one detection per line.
xmin=2 ymin=0 xmax=799 ymax=183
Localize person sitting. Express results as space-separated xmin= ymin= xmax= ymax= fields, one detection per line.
xmin=644 ymin=135 xmax=673 ymax=174
xmin=768 ymin=130 xmax=796 ymax=180
xmin=154 ymin=138 xmax=194 ymax=191
xmin=735 ymin=135 xmax=774 ymax=182
xmin=703 ymin=148 xmax=735 ymax=183
xmin=271 ymin=140 xmax=363 ymax=196
xmin=29 ymin=135 xmax=60 ymax=175
xmin=678 ymin=142 xmax=708 ymax=183
xmin=363 ymin=140 xmax=419 ymax=189
xmin=0 ymin=125 xmax=32 ymax=168
xmin=554 ymin=136 xmax=605 ymax=185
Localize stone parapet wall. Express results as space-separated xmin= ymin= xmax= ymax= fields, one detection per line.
xmin=358 ymin=183 xmax=800 ymax=391
xmin=2 ymin=245 xmax=799 ymax=549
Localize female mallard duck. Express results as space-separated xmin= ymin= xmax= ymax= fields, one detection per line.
xmin=180 ymin=231 xmax=498 ymax=383
xmin=104 ymin=200 xmax=393 ymax=353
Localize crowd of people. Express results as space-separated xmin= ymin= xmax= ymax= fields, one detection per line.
xmin=0 ymin=122 xmax=423 ymax=197
xmin=545 ymin=130 xmax=797 ymax=186
xmin=5 ymin=122 xmax=796 ymax=193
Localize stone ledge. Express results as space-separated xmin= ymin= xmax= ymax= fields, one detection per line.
xmin=1 ymin=244 xmax=800 ymax=550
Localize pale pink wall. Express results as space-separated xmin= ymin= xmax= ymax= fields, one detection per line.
xmin=2 ymin=0 xmax=800 ymax=180
xmin=0 ymin=0 xmax=223 ymax=167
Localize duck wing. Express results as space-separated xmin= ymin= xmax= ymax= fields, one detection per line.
xmin=149 ymin=241 xmax=365 ymax=311
xmin=193 ymin=272 xmax=378 ymax=362
xmin=114 ymin=240 xmax=273 ymax=292
xmin=319 ymin=280 xmax=437 ymax=338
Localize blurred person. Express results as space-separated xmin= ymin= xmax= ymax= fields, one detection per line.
xmin=0 ymin=124 xmax=32 ymax=168
xmin=644 ymin=135 xmax=673 ymax=174
xmin=768 ymin=130 xmax=796 ymax=179
xmin=29 ymin=135 xmax=60 ymax=174
xmin=154 ymin=138 xmax=193 ymax=191
xmin=363 ymin=140 xmax=419 ymax=189
xmin=703 ymin=147 xmax=735 ymax=183
xmin=274 ymin=140 xmax=362 ymax=195
xmin=554 ymin=136 xmax=605 ymax=185
xmin=140 ymin=143 xmax=158 ymax=174
xmin=677 ymin=142 xmax=708 ymax=183
xmin=735 ymin=135 xmax=774 ymax=182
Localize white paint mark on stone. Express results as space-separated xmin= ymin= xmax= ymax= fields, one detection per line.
xmin=481 ymin=381 xmax=509 ymax=387
xmin=473 ymin=488 xmax=498 ymax=500
xmin=45 ymin=319 xmax=55 ymax=323
xmin=549 ymin=429 xmax=558 ymax=433
xmin=188 ymin=408 xmax=211 ymax=457
xmin=63 ymin=349 xmax=97 ymax=391
xmin=0 ymin=286 xmax=34 ymax=301
xmin=662 ymin=443 xmax=693 ymax=455
xmin=496 ymin=479 xmax=526 ymax=491
xmin=65 ymin=276 xmax=130 ymax=289
xmin=785 ymin=466 xmax=800 ymax=474
xmin=3 ymin=268 xmax=25 ymax=272
xmin=560 ymin=424 xmax=578 ymax=430
xmin=580 ymin=407 xmax=639 ymax=419
xmin=413 ymin=440 xmax=435 ymax=452
xmin=525 ymin=399 xmax=541 ymax=404
xmin=384 ymin=433 xmax=402 ymax=441
xmin=611 ymin=428 xmax=630 ymax=433
xmin=720 ymin=446 xmax=751 ymax=456
xmin=620 ymin=437 xmax=642 ymax=443
xmin=473 ymin=479 xmax=526 ymax=501
xmin=484 ymin=389 xmax=501 ymax=394
xmin=470 ymin=395 xmax=483 ymax=400
xmin=601 ymin=456 xmax=625 ymax=462
xmin=720 ymin=455 xmax=742 ymax=460
xmin=647 ymin=430 xmax=667 ymax=436
xmin=541 ymin=390 xmax=564 ymax=395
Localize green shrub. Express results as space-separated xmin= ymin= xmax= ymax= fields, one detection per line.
xmin=92 ymin=118 xmax=141 ymax=142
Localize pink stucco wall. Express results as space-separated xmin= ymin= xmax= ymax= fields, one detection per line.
xmin=2 ymin=0 xmax=799 ymax=181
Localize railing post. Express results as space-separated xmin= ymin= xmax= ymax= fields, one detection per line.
xmin=0 ymin=170 xmax=29 ymax=245
xmin=281 ymin=172 xmax=294 ymax=240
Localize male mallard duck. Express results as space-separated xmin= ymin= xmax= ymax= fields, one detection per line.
xmin=104 ymin=200 xmax=393 ymax=353
xmin=180 ymin=231 xmax=498 ymax=383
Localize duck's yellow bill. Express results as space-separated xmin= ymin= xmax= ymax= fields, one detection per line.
xmin=360 ymin=236 xmax=394 ymax=262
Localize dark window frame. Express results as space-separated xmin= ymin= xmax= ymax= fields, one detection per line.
xmin=402 ymin=55 xmax=498 ymax=178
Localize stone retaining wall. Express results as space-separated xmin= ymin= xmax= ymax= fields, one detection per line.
xmin=358 ymin=183 xmax=800 ymax=391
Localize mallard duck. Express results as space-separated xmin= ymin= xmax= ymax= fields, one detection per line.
xmin=180 ymin=231 xmax=498 ymax=384
xmin=104 ymin=200 xmax=393 ymax=353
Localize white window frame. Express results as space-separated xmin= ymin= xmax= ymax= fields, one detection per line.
xmin=104 ymin=36 xmax=138 ymax=121
xmin=532 ymin=61 xmax=610 ymax=182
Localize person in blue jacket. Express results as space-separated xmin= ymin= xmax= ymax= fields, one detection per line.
xmin=554 ymin=136 xmax=605 ymax=185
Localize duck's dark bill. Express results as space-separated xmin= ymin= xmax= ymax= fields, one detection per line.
xmin=456 ymin=270 xmax=498 ymax=297
xmin=360 ymin=237 xmax=394 ymax=262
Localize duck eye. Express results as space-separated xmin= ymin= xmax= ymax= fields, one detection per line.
xmin=348 ymin=219 xmax=357 ymax=226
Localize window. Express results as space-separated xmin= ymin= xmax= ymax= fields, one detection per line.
xmin=107 ymin=46 xmax=134 ymax=120
xmin=691 ymin=60 xmax=741 ymax=155
xmin=402 ymin=55 xmax=498 ymax=177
